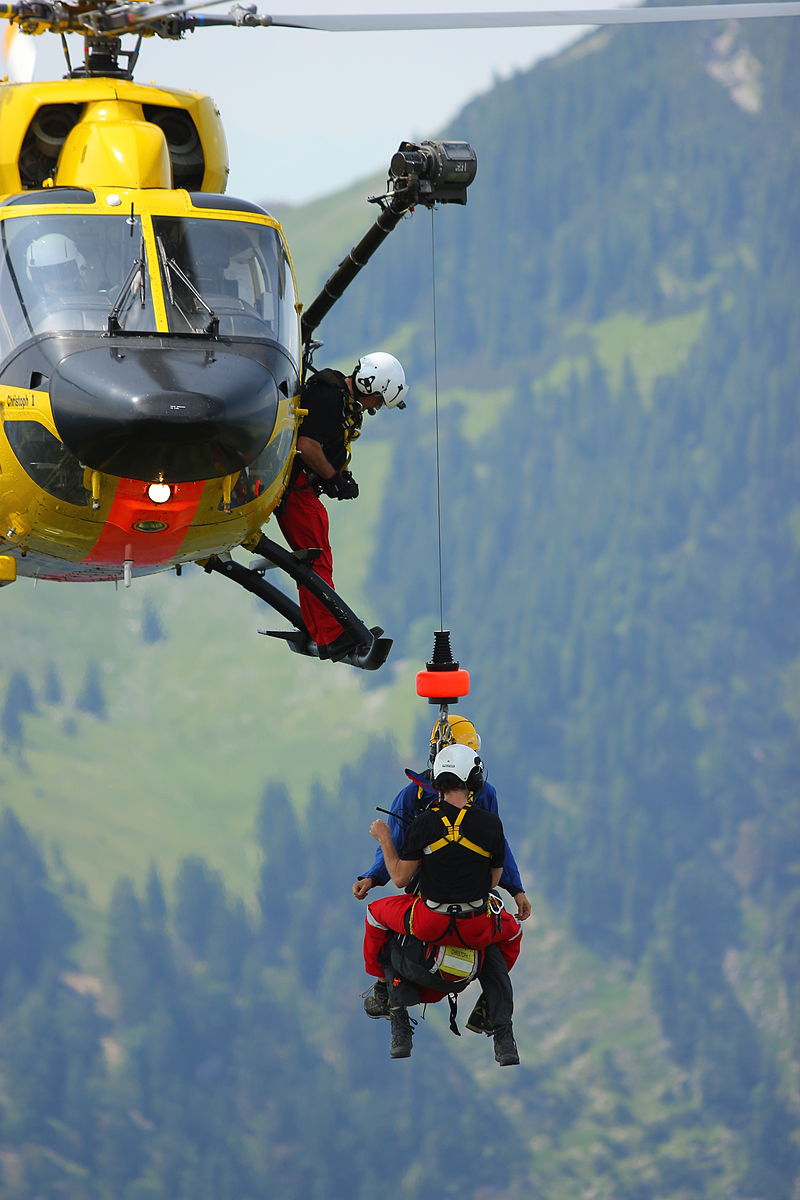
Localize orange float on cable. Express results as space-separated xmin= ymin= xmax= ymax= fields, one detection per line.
xmin=416 ymin=630 xmax=470 ymax=704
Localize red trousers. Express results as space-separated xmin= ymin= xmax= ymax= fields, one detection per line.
xmin=275 ymin=473 xmax=343 ymax=647
xmin=364 ymin=894 xmax=522 ymax=980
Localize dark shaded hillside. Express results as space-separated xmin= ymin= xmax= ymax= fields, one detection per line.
xmin=0 ymin=779 xmax=536 ymax=1200
xmin=328 ymin=9 xmax=800 ymax=1196
xmin=0 ymin=717 xmax=795 ymax=1197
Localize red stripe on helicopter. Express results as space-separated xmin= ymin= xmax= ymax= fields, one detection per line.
xmin=85 ymin=478 xmax=206 ymax=568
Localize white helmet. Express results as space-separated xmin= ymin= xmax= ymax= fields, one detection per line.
xmin=26 ymin=234 xmax=84 ymax=287
xmin=352 ymin=351 xmax=406 ymax=409
xmin=432 ymin=743 xmax=485 ymax=792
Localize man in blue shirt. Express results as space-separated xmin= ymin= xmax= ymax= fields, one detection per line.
xmin=353 ymin=714 xmax=531 ymax=1033
xmin=353 ymin=715 xmax=530 ymax=918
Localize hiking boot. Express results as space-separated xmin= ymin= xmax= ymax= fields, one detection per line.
xmin=493 ymin=1025 xmax=520 ymax=1067
xmin=465 ymin=993 xmax=492 ymax=1035
xmin=389 ymin=1007 xmax=415 ymax=1059
xmin=316 ymin=632 xmax=350 ymax=660
xmin=364 ymin=979 xmax=390 ymax=1020
xmin=322 ymin=629 xmax=364 ymax=662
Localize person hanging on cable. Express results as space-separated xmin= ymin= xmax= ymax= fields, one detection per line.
xmin=276 ymin=352 xmax=406 ymax=662
xmin=362 ymin=742 xmax=524 ymax=1064
xmin=354 ymin=713 xmax=530 ymax=1033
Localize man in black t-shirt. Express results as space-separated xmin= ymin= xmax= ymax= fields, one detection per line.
xmin=399 ymin=797 xmax=506 ymax=902
xmin=364 ymin=744 xmax=522 ymax=1064
xmin=276 ymin=352 xmax=405 ymax=662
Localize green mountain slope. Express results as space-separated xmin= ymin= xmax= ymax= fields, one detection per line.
xmin=1 ymin=496 xmax=422 ymax=906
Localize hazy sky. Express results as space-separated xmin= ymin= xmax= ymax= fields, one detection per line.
xmin=13 ymin=1 xmax=640 ymax=205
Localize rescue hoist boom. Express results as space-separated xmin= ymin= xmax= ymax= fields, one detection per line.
xmin=301 ymin=140 xmax=477 ymax=353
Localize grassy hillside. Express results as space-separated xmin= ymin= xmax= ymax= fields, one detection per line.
xmin=2 ymin=439 xmax=423 ymax=907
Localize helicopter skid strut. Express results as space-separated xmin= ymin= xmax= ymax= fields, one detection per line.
xmin=204 ymin=534 xmax=392 ymax=671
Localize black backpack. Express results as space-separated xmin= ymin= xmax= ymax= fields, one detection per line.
xmin=384 ymin=933 xmax=482 ymax=1034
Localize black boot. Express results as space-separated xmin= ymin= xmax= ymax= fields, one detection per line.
xmin=390 ymin=1007 xmax=415 ymax=1059
xmin=364 ymin=979 xmax=390 ymax=1019
xmin=465 ymin=993 xmax=492 ymax=1034
xmin=318 ymin=629 xmax=359 ymax=661
xmin=493 ymin=1024 xmax=520 ymax=1066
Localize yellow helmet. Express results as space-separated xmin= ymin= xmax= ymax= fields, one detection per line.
xmin=429 ymin=713 xmax=481 ymax=757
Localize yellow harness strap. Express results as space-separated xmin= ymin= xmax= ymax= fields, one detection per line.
xmin=423 ymin=805 xmax=492 ymax=859
xmin=341 ymin=389 xmax=364 ymax=467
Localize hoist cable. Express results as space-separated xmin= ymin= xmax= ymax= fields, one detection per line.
xmin=430 ymin=208 xmax=444 ymax=633
xmin=416 ymin=213 xmax=470 ymax=720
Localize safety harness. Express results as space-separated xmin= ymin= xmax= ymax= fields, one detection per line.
xmin=422 ymin=803 xmax=492 ymax=863
xmin=393 ymin=797 xmax=500 ymax=1035
xmin=422 ymin=806 xmax=491 ymax=864
xmin=339 ymin=382 xmax=363 ymax=464
xmin=287 ymin=368 xmax=364 ymax=490
xmin=408 ymin=801 xmax=499 ymax=955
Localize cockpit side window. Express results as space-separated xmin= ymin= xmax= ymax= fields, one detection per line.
xmin=5 ymin=419 xmax=91 ymax=506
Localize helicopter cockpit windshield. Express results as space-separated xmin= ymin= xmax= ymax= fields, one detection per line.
xmin=0 ymin=211 xmax=299 ymax=368
xmin=0 ymin=214 xmax=157 ymax=358
xmin=151 ymin=216 xmax=298 ymax=350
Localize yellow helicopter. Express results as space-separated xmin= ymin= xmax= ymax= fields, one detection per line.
xmin=1 ymin=2 xmax=797 ymax=670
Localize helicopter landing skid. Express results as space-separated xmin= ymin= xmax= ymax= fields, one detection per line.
xmin=204 ymin=534 xmax=392 ymax=671
xmin=341 ymin=634 xmax=393 ymax=672
xmin=262 ymin=626 xmax=392 ymax=671
xmin=262 ymin=628 xmax=320 ymax=658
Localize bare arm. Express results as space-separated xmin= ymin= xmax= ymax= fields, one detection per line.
xmin=370 ymin=819 xmax=419 ymax=889
xmin=297 ymin=434 xmax=337 ymax=481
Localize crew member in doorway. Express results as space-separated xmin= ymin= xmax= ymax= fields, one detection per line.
xmin=363 ymin=743 xmax=524 ymax=1064
xmin=277 ymin=352 xmax=406 ymax=662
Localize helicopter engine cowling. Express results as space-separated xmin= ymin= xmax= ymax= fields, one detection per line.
xmin=49 ymin=339 xmax=283 ymax=483
xmin=56 ymin=102 xmax=174 ymax=190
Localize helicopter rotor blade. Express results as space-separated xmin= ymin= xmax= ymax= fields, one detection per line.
xmin=77 ymin=0 xmax=800 ymax=36
xmin=262 ymin=4 xmax=800 ymax=32
xmin=3 ymin=0 xmax=798 ymax=41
